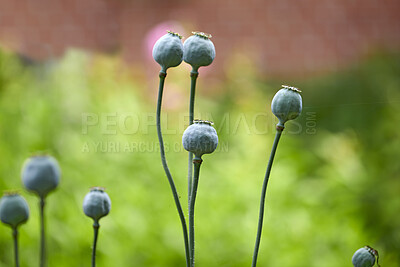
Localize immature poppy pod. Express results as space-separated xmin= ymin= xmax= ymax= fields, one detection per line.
xmin=83 ymin=187 xmax=111 ymax=222
xmin=271 ymin=85 xmax=302 ymax=128
xmin=154 ymin=30 xmax=191 ymax=266
xmin=21 ymin=155 xmax=61 ymax=198
xmin=183 ymin=32 xmax=215 ymax=71
xmin=0 ymin=192 xmax=29 ymax=229
xmin=152 ymin=30 xmax=184 ymax=72
xmin=182 ymin=120 xmax=218 ymax=158
xmin=352 ymin=246 xmax=380 ymax=267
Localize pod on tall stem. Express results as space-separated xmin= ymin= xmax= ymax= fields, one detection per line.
xmin=21 ymin=154 xmax=60 ymax=267
xmin=153 ymin=30 xmax=190 ymax=267
xmin=182 ymin=120 xmax=218 ymax=267
xmin=183 ymin=31 xmax=215 ymax=203
xmin=83 ymin=187 xmax=111 ymax=267
xmin=0 ymin=192 xmax=30 ymax=267
xmin=251 ymin=85 xmax=302 ymax=267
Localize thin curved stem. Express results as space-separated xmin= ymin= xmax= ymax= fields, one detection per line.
xmin=189 ymin=157 xmax=202 ymax=267
xmin=92 ymin=221 xmax=99 ymax=267
xmin=156 ymin=71 xmax=190 ymax=267
xmin=251 ymin=127 xmax=283 ymax=267
xmin=39 ymin=197 xmax=45 ymax=267
xmin=12 ymin=228 xmax=19 ymax=267
xmin=187 ymin=70 xmax=199 ymax=203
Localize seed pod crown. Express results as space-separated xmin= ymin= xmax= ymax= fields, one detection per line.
xmin=271 ymin=85 xmax=302 ymax=127
xmin=183 ymin=32 xmax=216 ymax=71
xmin=83 ymin=187 xmax=111 ymax=222
xmin=352 ymin=246 xmax=379 ymax=267
xmin=152 ymin=30 xmax=184 ymax=72
xmin=21 ymin=155 xmax=61 ymax=198
xmin=182 ymin=120 xmax=218 ymax=158
xmin=0 ymin=193 xmax=30 ymax=228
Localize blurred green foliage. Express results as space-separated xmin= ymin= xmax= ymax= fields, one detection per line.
xmin=0 ymin=48 xmax=399 ymax=266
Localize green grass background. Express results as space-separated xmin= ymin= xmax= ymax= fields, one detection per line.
xmin=0 ymin=49 xmax=399 ymax=266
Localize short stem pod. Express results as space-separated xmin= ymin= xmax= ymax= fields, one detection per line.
xmin=183 ymin=120 xmax=218 ymax=266
xmin=83 ymin=187 xmax=111 ymax=267
xmin=0 ymin=193 xmax=29 ymax=267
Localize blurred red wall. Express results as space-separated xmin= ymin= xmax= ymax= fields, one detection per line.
xmin=0 ymin=0 xmax=399 ymax=75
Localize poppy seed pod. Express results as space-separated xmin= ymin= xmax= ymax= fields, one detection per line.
xmin=183 ymin=32 xmax=215 ymax=71
xmin=271 ymin=85 xmax=302 ymax=127
xmin=352 ymin=246 xmax=377 ymax=267
xmin=21 ymin=155 xmax=61 ymax=198
xmin=152 ymin=30 xmax=184 ymax=72
xmin=182 ymin=120 xmax=218 ymax=158
xmin=0 ymin=193 xmax=29 ymax=229
xmin=83 ymin=187 xmax=111 ymax=222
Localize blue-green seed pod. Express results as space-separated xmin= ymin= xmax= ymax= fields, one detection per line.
xmin=21 ymin=155 xmax=61 ymax=198
xmin=271 ymin=85 xmax=302 ymax=127
xmin=83 ymin=187 xmax=111 ymax=222
xmin=183 ymin=32 xmax=215 ymax=71
xmin=152 ymin=30 xmax=184 ymax=72
xmin=352 ymin=246 xmax=377 ymax=267
xmin=0 ymin=193 xmax=29 ymax=229
xmin=182 ymin=120 xmax=218 ymax=158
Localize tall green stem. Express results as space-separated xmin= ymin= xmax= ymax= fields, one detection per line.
xmin=251 ymin=127 xmax=283 ymax=267
xmin=39 ymin=196 xmax=45 ymax=267
xmin=187 ymin=70 xmax=199 ymax=203
xmin=156 ymin=71 xmax=190 ymax=267
xmin=189 ymin=157 xmax=202 ymax=267
xmin=12 ymin=228 xmax=19 ymax=267
xmin=91 ymin=221 xmax=99 ymax=267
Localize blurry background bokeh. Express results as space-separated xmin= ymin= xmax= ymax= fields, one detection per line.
xmin=0 ymin=0 xmax=399 ymax=266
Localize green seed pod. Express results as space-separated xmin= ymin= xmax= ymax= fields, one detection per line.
xmin=21 ymin=155 xmax=61 ymax=198
xmin=83 ymin=187 xmax=111 ymax=222
xmin=183 ymin=32 xmax=215 ymax=71
xmin=0 ymin=193 xmax=29 ymax=229
xmin=182 ymin=120 xmax=218 ymax=158
xmin=271 ymin=85 xmax=302 ymax=127
xmin=352 ymin=246 xmax=378 ymax=267
xmin=152 ymin=30 xmax=184 ymax=72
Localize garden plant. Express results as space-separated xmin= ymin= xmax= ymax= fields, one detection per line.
xmin=21 ymin=155 xmax=60 ymax=267
xmin=151 ymin=30 xmax=382 ymax=267
xmin=83 ymin=187 xmax=111 ymax=267
xmin=0 ymin=192 xmax=29 ymax=267
xmin=0 ymin=29 xmax=385 ymax=267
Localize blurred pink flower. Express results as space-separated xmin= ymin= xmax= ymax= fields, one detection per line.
xmin=143 ymin=21 xmax=185 ymax=63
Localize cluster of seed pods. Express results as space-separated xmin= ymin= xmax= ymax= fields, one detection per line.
xmin=0 ymin=30 xmax=381 ymax=267
xmin=153 ymin=30 xmax=218 ymax=267
xmin=153 ymin=29 xmax=380 ymax=267
xmin=0 ymin=155 xmax=111 ymax=267
xmin=153 ymin=30 xmax=306 ymax=267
